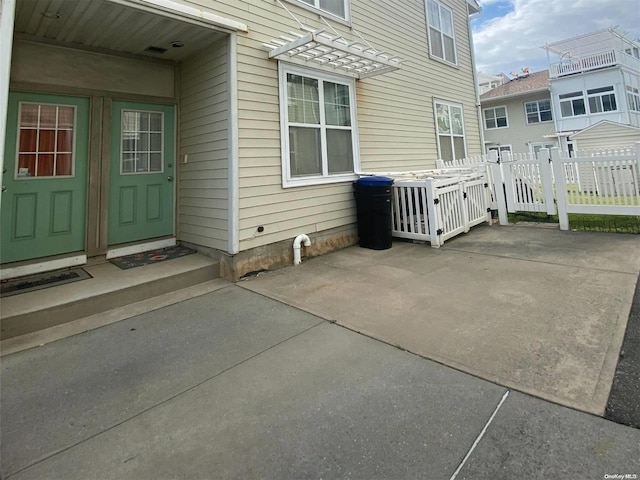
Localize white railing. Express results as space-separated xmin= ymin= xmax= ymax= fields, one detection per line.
xmin=550 ymin=147 xmax=640 ymax=229
xmin=434 ymin=143 xmax=640 ymax=231
xmin=549 ymin=50 xmax=640 ymax=78
xmin=362 ymin=170 xmax=491 ymax=247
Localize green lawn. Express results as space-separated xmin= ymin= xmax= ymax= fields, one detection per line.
xmin=508 ymin=212 xmax=640 ymax=234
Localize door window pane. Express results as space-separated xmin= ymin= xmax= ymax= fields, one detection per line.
xmin=16 ymin=103 xmax=76 ymax=178
xmin=120 ymin=109 xmax=164 ymax=174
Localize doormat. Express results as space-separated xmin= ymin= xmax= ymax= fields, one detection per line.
xmin=0 ymin=268 xmax=93 ymax=298
xmin=109 ymin=245 xmax=196 ymax=270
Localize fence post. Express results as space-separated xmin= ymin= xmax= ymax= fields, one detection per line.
xmin=502 ymin=151 xmax=516 ymax=213
xmin=537 ymin=148 xmax=557 ymax=215
xmin=424 ymin=177 xmax=440 ymax=247
xmin=489 ymin=151 xmax=508 ymax=225
xmin=550 ymin=147 xmax=569 ymax=230
xmin=436 ymin=159 xmax=445 ymax=169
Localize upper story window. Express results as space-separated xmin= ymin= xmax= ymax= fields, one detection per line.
xmin=483 ymin=106 xmax=508 ymax=129
xmin=279 ymin=63 xmax=358 ymax=187
xmin=587 ymin=86 xmax=617 ymax=114
xmin=627 ymin=86 xmax=640 ymax=112
xmin=559 ymin=91 xmax=586 ymax=117
xmin=435 ymin=100 xmax=466 ymax=161
xmin=297 ymin=0 xmax=348 ymax=20
xmin=426 ymin=0 xmax=457 ymax=65
xmin=525 ymin=99 xmax=552 ymax=124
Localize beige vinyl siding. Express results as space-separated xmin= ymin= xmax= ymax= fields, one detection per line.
xmin=573 ymin=122 xmax=640 ymax=150
xmin=177 ymin=0 xmax=481 ymax=251
xmin=482 ymin=93 xmax=555 ymax=153
xmin=178 ymin=38 xmax=229 ymax=250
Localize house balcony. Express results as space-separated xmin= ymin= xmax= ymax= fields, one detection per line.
xmin=549 ymin=50 xmax=640 ymax=78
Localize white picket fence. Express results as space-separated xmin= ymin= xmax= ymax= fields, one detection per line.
xmin=437 ymin=143 xmax=640 ymax=230
xmin=359 ymin=170 xmax=492 ymax=247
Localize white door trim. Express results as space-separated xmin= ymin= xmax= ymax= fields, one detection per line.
xmin=106 ymin=237 xmax=176 ymax=259
xmin=1 ymin=255 xmax=87 ymax=281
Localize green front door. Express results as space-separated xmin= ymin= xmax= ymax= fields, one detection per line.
xmin=108 ymin=101 xmax=175 ymax=245
xmin=0 ymin=93 xmax=89 ymax=264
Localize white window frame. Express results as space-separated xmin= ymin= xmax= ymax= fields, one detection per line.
xmin=15 ymin=102 xmax=77 ymax=180
xmin=627 ymin=85 xmax=640 ymax=112
xmin=524 ymin=99 xmax=553 ymax=124
xmin=279 ymin=63 xmax=360 ymax=188
xmin=529 ymin=142 xmax=556 ymax=156
xmin=120 ymin=109 xmax=165 ymax=175
xmin=425 ymin=0 xmax=457 ymax=66
xmin=559 ymin=91 xmax=586 ymax=118
xmin=434 ymin=99 xmax=466 ymax=161
xmin=483 ymin=106 xmax=509 ymax=129
xmin=291 ymin=0 xmax=350 ymax=22
xmin=587 ymin=86 xmax=617 ymax=114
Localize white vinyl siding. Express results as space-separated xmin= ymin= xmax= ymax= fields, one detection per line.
xmin=172 ymin=0 xmax=480 ymax=251
xmin=425 ymin=0 xmax=457 ymax=65
xmin=178 ymin=39 xmax=229 ymax=251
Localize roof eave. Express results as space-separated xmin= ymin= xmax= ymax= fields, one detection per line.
xmin=480 ymin=87 xmax=550 ymax=103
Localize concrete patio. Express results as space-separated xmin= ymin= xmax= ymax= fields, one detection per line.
xmin=241 ymin=225 xmax=640 ymax=415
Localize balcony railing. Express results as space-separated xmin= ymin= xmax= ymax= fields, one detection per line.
xmin=550 ymin=50 xmax=640 ymax=78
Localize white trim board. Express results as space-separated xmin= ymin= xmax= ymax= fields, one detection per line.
xmin=1 ymin=255 xmax=87 ymax=281
xmin=106 ymin=238 xmax=176 ymax=259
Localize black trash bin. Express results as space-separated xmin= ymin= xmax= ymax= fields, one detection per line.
xmin=354 ymin=176 xmax=394 ymax=250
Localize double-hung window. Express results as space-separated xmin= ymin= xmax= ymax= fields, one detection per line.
xmin=297 ymin=0 xmax=348 ymax=20
xmin=426 ymin=0 xmax=457 ymax=65
xmin=559 ymin=91 xmax=586 ymax=117
xmin=587 ymin=86 xmax=617 ymax=114
xmin=627 ymin=85 xmax=640 ymax=112
xmin=280 ymin=64 xmax=358 ymax=187
xmin=525 ymin=99 xmax=552 ymax=124
xmin=435 ymin=100 xmax=466 ymax=161
xmin=483 ymin=106 xmax=508 ymax=129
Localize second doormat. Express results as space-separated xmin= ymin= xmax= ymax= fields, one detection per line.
xmin=110 ymin=245 xmax=196 ymax=270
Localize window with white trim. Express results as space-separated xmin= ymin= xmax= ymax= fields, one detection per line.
xmin=559 ymin=91 xmax=586 ymax=117
xmin=627 ymin=85 xmax=640 ymax=112
xmin=121 ymin=110 xmax=164 ymax=174
xmin=487 ymin=145 xmax=511 ymax=161
xmin=525 ymin=99 xmax=552 ymax=124
xmin=279 ymin=64 xmax=358 ymax=187
xmin=530 ymin=142 xmax=556 ymax=156
xmin=587 ymin=86 xmax=617 ymax=114
xmin=297 ymin=0 xmax=348 ymax=20
xmin=426 ymin=0 xmax=457 ymax=65
xmin=435 ymin=100 xmax=466 ymax=161
xmin=16 ymin=103 xmax=76 ymax=178
xmin=483 ymin=106 xmax=508 ymax=129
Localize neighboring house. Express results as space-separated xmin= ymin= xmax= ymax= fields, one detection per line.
xmin=480 ymin=70 xmax=556 ymax=157
xmin=543 ymin=27 xmax=640 ymax=153
xmin=477 ymin=71 xmax=509 ymax=94
xmin=0 ymin=0 xmax=483 ymax=280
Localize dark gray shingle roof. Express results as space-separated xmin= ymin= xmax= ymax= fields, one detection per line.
xmin=480 ymin=70 xmax=550 ymax=101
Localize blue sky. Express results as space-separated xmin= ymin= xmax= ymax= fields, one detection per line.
xmin=471 ymin=0 xmax=640 ymax=76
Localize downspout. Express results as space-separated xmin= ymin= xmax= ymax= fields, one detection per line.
xmin=0 ymin=0 xmax=16 ymax=211
xmin=293 ymin=234 xmax=310 ymax=265
xmin=468 ymin=9 xmax=486 ymax=156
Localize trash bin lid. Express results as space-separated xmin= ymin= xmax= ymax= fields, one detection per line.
xmin=356 ymin=176 xmax=394 ymax=187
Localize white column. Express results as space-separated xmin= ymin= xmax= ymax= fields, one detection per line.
xmin=0 ymin=0 xmax=16 ymax=211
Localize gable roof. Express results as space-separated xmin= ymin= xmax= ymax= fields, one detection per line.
xmin=480 ymin=70 xmax=550 ymax=101
xmin=571 ymin=120 xmax=640 ymax=138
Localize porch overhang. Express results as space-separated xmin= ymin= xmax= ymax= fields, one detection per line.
xmin=105 ymin=0 xmax=248 ymax=32
xmin=264 ymin=30 xmax=402 ymax=79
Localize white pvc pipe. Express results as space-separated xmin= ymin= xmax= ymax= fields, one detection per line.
xmin=293 ymin=234 xmax=311 ymax=265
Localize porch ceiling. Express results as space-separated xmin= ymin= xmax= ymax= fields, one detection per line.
xmin=13 ymin=0 xmax=227 ymax=62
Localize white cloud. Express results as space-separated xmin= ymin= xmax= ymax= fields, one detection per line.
xmin=473 ymin=0 xmax=640 ymax=75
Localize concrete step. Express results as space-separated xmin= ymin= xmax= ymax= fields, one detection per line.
xmin=1 ymin=254 xmax=220 ymax=341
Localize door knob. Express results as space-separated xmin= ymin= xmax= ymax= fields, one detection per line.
xmin=1 ymin=185 xmax=6 ymax=192
xmin=167 ymin=176 xmax=173 ymax=182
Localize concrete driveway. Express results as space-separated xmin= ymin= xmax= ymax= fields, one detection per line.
xmin=241 ymin=225 xmax=640 ymax=415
